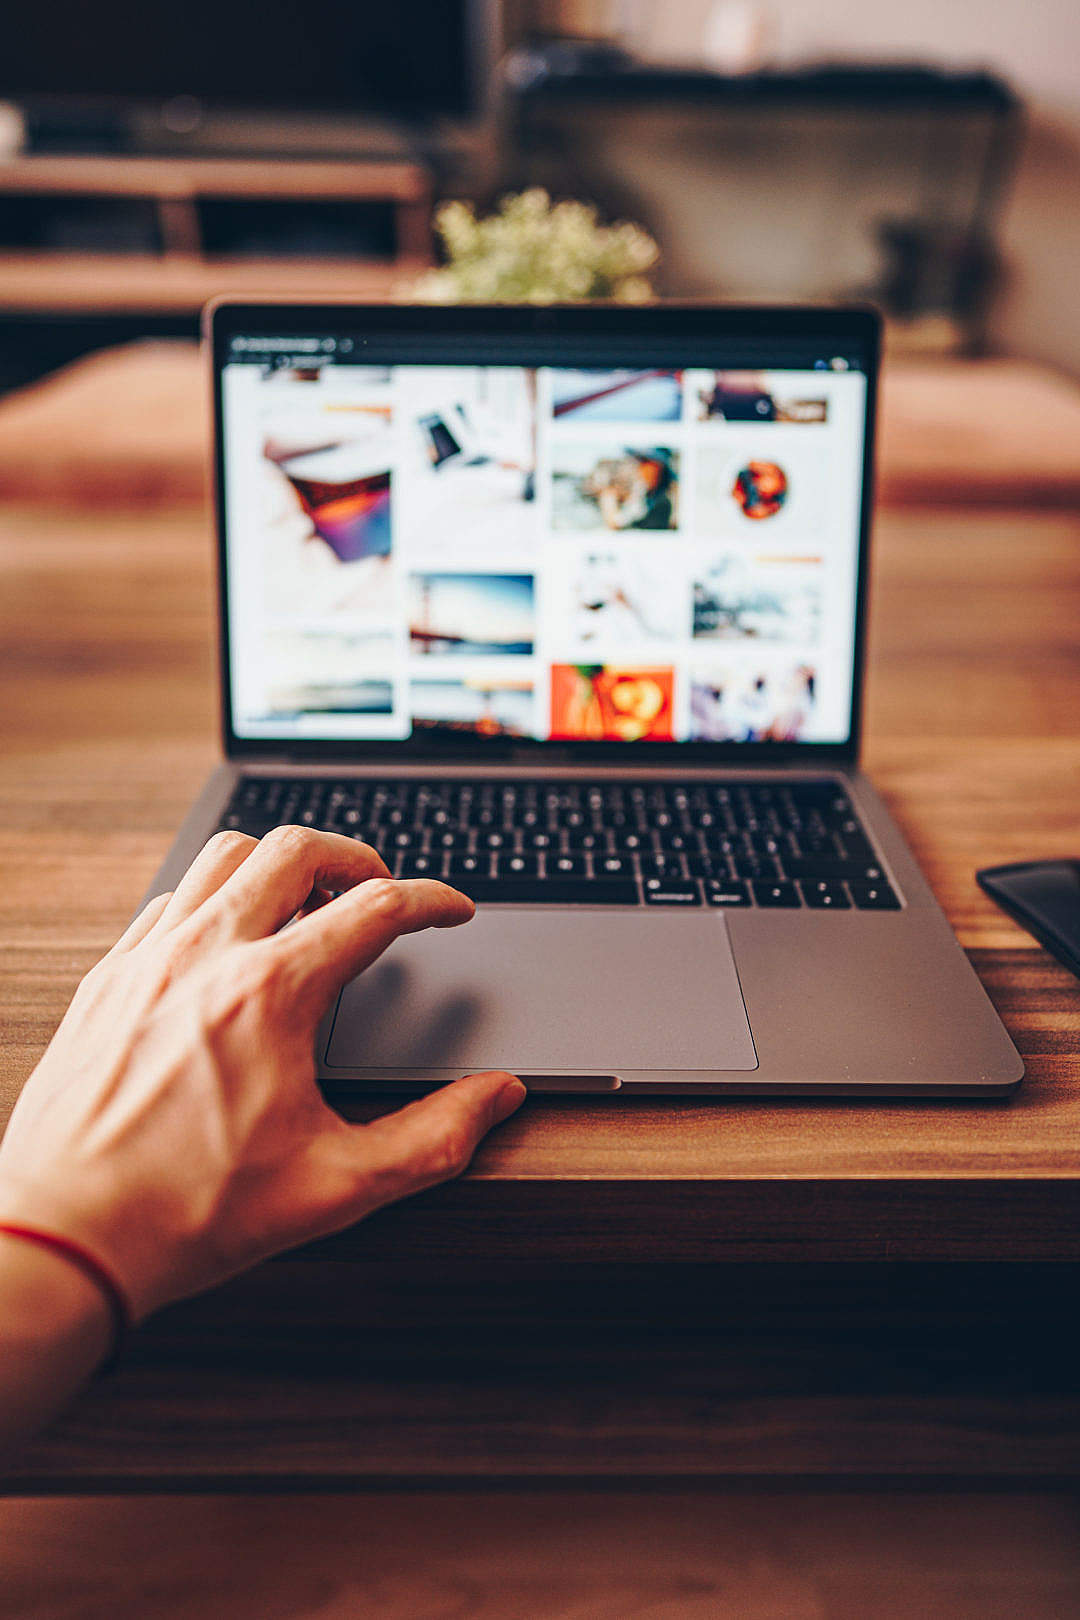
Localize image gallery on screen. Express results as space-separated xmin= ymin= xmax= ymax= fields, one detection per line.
xmin=223 ymin=361 xmax=866 ymax=744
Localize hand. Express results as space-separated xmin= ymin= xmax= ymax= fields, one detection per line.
xmin=0 ymin=828 xmax=525 ymax=1321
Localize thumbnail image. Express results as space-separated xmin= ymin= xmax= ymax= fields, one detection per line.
xmin=261 ymin=629 xmax=394 ymax=718
xmin=551 ymin=368 xmax=683 ymax=423
xmin=694 ymin=371 xmax=828 ymax=424
xmin=690 ymin=661 xmax=817 ymax=742
xmin=261 ymin=402 xmax=396 ymax=619
xmin=692 ymin=552 xmax=822 ymax=643
xmin=396 ymin=367 xmax=538 ymax=557
xmin=551 ymin=444 xmax=680 ymax=532
xmin=266 ymin=432 xmax=391 ymax=561
xmin=694 ymin=444 xmax=824 ymax=539
xmin=408 ymin=572 xmax=535 ymax=657
xmin=732 ymin=460 xmax=788 ymax=520
xmin=411 ymin=677 xmax=535 ymax=738
xmin=550 ymin=663 xmax=675 ymax=742
xmin=562 ymin=549 xmax=688 ymax=647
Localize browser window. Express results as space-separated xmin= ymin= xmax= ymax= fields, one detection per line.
xmin=221 ymin=343 xmax=867 ymax=748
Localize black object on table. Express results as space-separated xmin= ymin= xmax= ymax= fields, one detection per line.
xmin=977 ymin=860 xmax=1080 ymax=980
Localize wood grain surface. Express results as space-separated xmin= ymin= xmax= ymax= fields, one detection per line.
xmin=5 ymin=1488 xmax=1080 ymax=1620
xmin=4 ymin=489 xmax=1080 ymax=1486
xmin=3 ymin=500 xmax=1080 ymax=1256
xmin=8 ymin=1259 xmax=1080 ymax=1487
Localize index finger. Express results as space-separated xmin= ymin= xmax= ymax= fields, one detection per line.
xmin=277 ymin=876 xmax=475 ymax=1010
xmin=196 ymin=826 xmax=391 ymax=941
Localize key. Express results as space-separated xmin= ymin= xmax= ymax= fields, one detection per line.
xmin=562 ymin=830 xmax=605 ymax=851
xmin=432 ymin=830 xmax=472 ymax=850
xmin=732 ymin=857 xmax=772 ymax=882
xmin=643 ymin=879 xmax=702 ymax=907
xmin=550 ymin=855 xmax=587 ymax=877
xmin=496 ymin=853 xmax=539 ymax=877
xmin=752 ymin=881 xmax=801 ymax=908
xmin=612 ymin=830 xmax=648 ymax=852
xmin=397 ymin=853 xmax=441 ymax=877
xmin=838 ymin=831 xmax=875 ymax=860
xmin=639 ymin=854 xmax=681 ymax=879
xmin=704 ymin=880 xmax=751 ymax=907
xmin=849 ymin=881 xmax=901 ymax=910
xmin=447 ymin=854 xmax=488 ymax=875
xmin=596 ymin=855 xmax=631 ymax=878
xmin=800 ymin=880 xmax=852 ymax=909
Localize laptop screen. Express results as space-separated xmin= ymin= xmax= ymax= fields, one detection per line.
xmin=215 ymin=309 xmax=874 ymax=757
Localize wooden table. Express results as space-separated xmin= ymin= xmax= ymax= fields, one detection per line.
xmin=3 ymin=495 xmax=1080 ymax=1486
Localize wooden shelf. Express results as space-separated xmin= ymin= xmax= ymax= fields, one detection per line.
xmin=0 ymin=153 xmax=433 ymax=313
xmin=0 ymin=251 xmax=426 ymax=314
xmin=0 ymin=154 xmax=432 ymax=201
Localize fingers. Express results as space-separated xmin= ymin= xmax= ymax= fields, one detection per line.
xmin=296 ymin=884 xmax=334 ymax=921
xmin=189 ymin=826 xmax=391 ymax=942
xmin=348 ymin=1071 xmax=527 ymax=1213
xmin=106 ymin=891 xmax=172 ymax=955
xmin=279 ymin=877 xmax=475 ymax=1010
xmin=156 ymin=829 xmax=259 ymax=930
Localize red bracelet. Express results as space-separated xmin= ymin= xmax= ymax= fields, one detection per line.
xmin=0 ymin=1222 xmax=132 ymax=1365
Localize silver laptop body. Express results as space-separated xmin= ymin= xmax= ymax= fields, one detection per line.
xmin=145 ymin=301 xmax=1022 ymax=1098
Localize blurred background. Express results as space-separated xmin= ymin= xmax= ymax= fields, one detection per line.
xmin=0 ymin=0 xmax=1077 ymax=367
xmin=504 ymin=0 xmax=1080 ymax=368
xmin=1 ymin=0 xmax=1079 ymax=509
xmin=2 ymin=0 xmax=1080 ymax=508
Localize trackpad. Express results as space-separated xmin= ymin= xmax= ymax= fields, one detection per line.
xmin=324 ymin=908 xmax=757 ymax=1079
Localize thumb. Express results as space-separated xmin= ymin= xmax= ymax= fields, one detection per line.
xmin=348 ymin=1071 xmax=527 ymax=1212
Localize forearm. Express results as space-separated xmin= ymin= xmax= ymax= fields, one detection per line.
xmin=0 ymin=1231 xmax=113 ymax=1460
xmin=0 ymin=828 xmax=524 ymax=1458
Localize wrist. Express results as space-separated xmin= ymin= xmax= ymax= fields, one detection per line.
xmin=0 ymin=1165 xmax=184 ymax=1324
xmin=0 ymin=1228 xmax=113 ymax=1343
xmin=0 ymin=1223 xmax=130 ymax=1363
xmin=0 ymin=1231 xmax=116 ymax=1455
xmin=0 ymin=1170 xmax=136 ymax=1338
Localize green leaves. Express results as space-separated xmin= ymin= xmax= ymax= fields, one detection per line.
xmin=409 ymin=188 xmax=660 ymax=306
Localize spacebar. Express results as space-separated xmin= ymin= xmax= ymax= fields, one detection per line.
xmin=450 ymin=877 xmax=640 ymax=906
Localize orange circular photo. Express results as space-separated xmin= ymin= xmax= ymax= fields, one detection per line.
xmin=732 ymin=459 xmax=788 ymax=520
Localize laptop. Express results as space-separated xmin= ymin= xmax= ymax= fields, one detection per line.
xmin=144 ymin=300 xmax=1023 ymax=1098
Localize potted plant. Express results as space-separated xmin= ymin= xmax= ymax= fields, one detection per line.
xmin=409 ymin=188 xmax=659 ymax=305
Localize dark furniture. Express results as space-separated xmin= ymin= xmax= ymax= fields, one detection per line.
xmin=507 ymin=62 xmax=1020 ymax=337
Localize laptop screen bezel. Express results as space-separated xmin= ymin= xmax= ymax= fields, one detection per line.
xmin=209 ymin=299 xmax=880 ymax=767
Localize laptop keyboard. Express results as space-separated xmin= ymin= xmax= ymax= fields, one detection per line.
xmin=217 ymin=776 xmax=900 ymax=910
